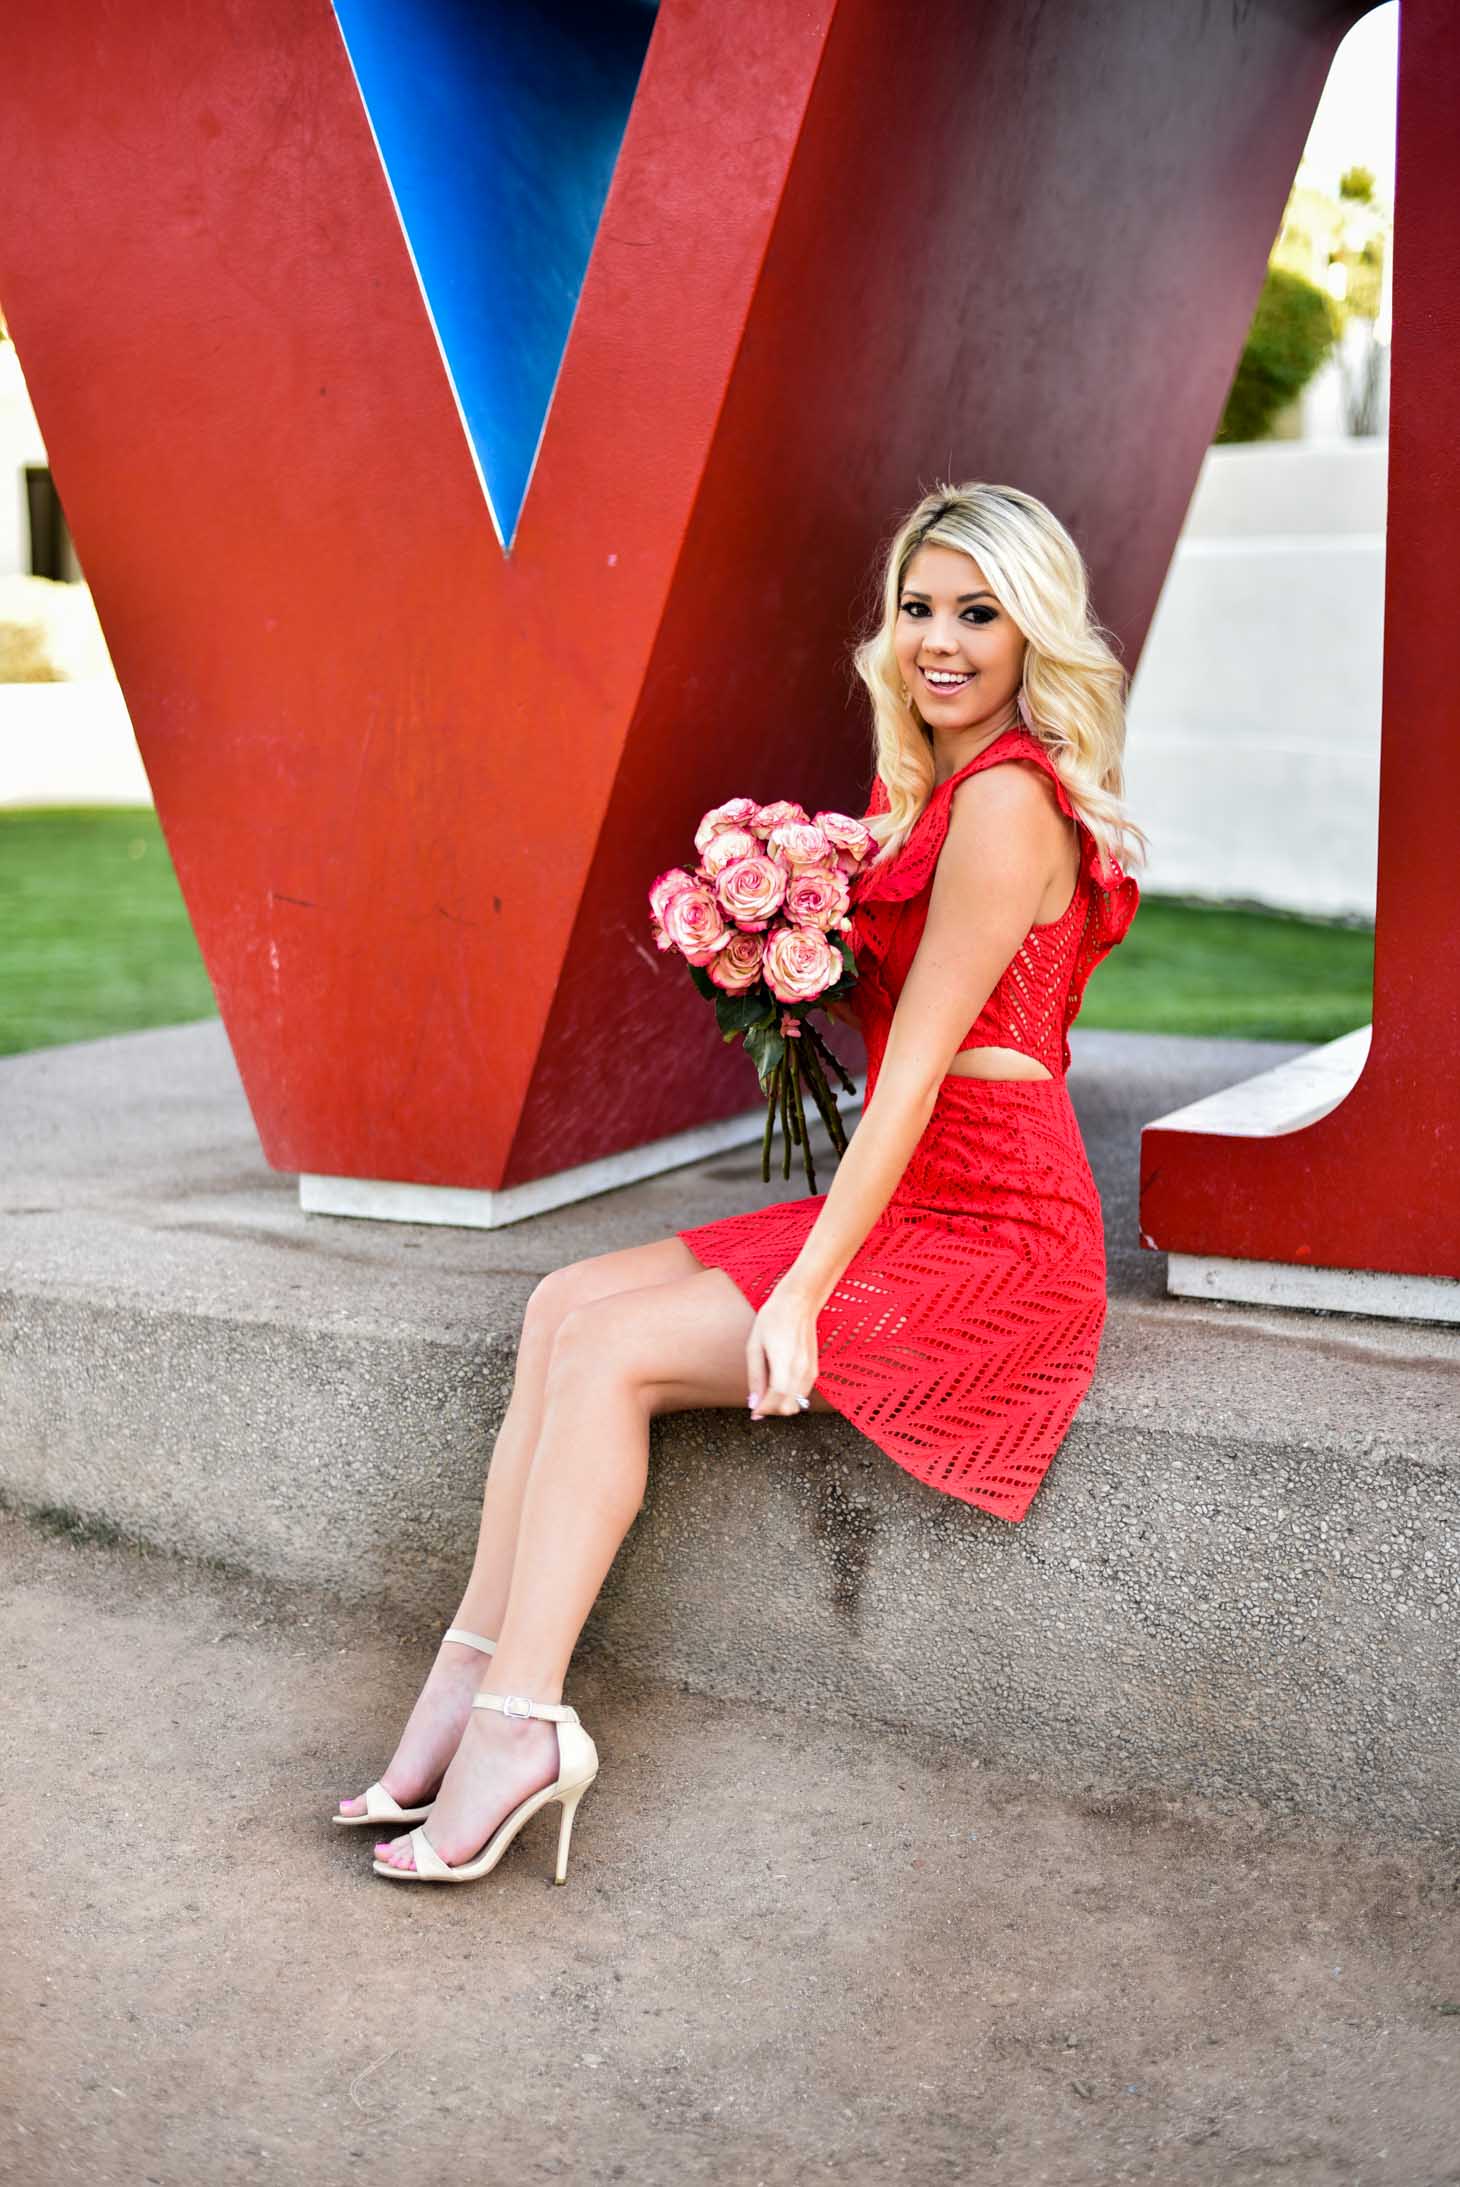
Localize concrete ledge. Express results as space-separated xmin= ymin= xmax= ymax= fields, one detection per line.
xmin=1143 ymin=1023 xmax=1370 ymax=1137
xmin=2 ymin=1019 xmax=1457 ymax=1839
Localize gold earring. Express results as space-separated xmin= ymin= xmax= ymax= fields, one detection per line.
xmin=900 ymin=682 xmax=911 ymax=703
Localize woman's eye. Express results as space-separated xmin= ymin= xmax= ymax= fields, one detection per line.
xmin=898 ymin=601 xmax=996 ymax=623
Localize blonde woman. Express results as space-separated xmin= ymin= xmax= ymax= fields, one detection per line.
xmin=340 ymin=482 xmax=1145 ymax=1886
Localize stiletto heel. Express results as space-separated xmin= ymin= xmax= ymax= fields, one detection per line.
xmin=333 ymin=1627 xmax=498 ymax=1827
xmin=372 ymin=1690 xmax=599 ymax=1887
xmin=554 ymin=1779 xmax=590 ymax=1885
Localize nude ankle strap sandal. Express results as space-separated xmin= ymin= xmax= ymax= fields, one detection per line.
xmin=372 ymin=1692 xmax=599 ymax=1887
xmin=332 ymin=1627 xmax=498 ymax=1828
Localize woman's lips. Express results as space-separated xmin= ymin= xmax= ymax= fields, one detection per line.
xmin=919 ymin=666 xmax=974 ymax=694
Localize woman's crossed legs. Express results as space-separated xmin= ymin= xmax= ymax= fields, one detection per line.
xmin=340 ymin=1235 xmax=830 ymax=1870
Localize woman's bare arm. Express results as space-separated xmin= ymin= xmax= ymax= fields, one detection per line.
xmin=782 ymin=765 xmax=1067 ymax=1310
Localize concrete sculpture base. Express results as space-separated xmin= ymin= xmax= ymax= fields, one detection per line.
xmin=299 ymin=1079 xmax=867 ymax=1230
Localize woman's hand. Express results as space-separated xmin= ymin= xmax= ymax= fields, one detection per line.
xmin=746 ymin=1276 xmax=822 ymax=1420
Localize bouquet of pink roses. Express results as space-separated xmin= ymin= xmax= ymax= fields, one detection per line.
xmin=648 ymin=797 xmax=876 ymax=1192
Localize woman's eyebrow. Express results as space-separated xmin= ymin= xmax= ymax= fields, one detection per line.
xmin=900 ymin=588 xmax=996 ymax=603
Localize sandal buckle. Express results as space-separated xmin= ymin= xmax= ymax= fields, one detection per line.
xmin=500 ymin=1693 xmax=534 ymax=1720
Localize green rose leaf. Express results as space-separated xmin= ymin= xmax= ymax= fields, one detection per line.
xmin=714 ymin=988 xmax=776 ymax=1038
xmin=744 ymin=1021 xmax=786 ymax=1090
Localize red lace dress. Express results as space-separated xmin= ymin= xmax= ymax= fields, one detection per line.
xmin=677 ymin=726 xmax=1141 ymax=1523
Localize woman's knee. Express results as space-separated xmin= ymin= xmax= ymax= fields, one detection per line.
xmin=521 ymin=1262 xmax=596 ymax=1352
xmin=521 ymin=1239 xmax=693 ymax=1356
xmin=545 ymin=1295 xmax=639 ymax=1392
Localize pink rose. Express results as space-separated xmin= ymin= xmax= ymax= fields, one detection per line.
xmin=648 ymin=866 xmax=698 ymax=928
xmin=708 ymin=928 xmax=765 ymax=994
xmin=694 ymin=797 xmax=761 ymax=857
xmin=762 ymin=923 xmax=839 ymax=1005
xmin=783 ymin=863 xmax=850 ymax=932
xmin=814 ymin=810 xmax=877 ymax=870
xmin=656 ymin=879 xmax=730 ymax=966
xmin=713 ymin=853 xmax=788 ymax=932
xmin=767 ymin=820 xmax=831 ymax=870
xmin=750 ymin=798 xmax=809 ymax=841
xmin=699 ymin=826 xmax=758 ymax=881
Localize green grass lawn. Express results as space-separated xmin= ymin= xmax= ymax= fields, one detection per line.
xmin=0 ymin=806 xmax=1375 ymax=1058
xmin=0 ymin=807 xmax=216 ymax=1056
xmin=1075 ymin=892 xmax=1374 ymax=1043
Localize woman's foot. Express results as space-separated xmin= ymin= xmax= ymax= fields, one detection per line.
xmin=337 ymin=1636 xmax=492 ymax=1820
xmin=374 ymin=1701 xmax=562 ymax=1871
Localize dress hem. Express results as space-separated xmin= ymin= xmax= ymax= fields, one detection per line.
xmin=676 ymin=1228 xmax=1041 ymax=1525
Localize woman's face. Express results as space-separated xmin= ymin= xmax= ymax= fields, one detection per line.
xmin=892 ymin=544 xmax=1027 ymax=732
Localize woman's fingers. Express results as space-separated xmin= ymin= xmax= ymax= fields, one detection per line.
xmin=746 ymin=1327 xmax=769 ymax=1416
xmin=747 ymin=1297 xmax=819 ymax=1420
xmin=753 ymin=1343 xmax=811 ymax=1416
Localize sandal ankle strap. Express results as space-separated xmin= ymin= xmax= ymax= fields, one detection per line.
xmin=473 ymin=1692 xmax=579 ymax=1725
xmin=443 ymin=1627 xmax=497 ymax=1656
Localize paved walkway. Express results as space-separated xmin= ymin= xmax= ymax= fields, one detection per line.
xmin=3 ymin=1513 xmax=1456 ymax=2187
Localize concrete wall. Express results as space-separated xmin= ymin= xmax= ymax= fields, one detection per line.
xmin=0 ymin=340 xmax=46 ymax=576
xmin=0 ymin=679 xmax=151 ymax=806
xmin=1124 ymin=438 xmax=1386 ymax=919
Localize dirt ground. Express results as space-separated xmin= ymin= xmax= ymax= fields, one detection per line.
xmin=2 ymin=1510 xmax=1456 ymax=2187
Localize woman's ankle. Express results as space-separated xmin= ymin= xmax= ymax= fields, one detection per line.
xmin=446 ymin=1608 xmax=504 ymax=1649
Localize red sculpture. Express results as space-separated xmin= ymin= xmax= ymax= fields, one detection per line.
xmin=5 ymin=0 xmax=1438 ymax=1285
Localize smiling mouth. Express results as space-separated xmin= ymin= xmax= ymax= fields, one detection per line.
xmin=919 ymin=666 xmax=975 ymax=692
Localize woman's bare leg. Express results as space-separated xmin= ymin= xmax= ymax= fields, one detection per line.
xmin=338 ymin=1235 xmax=707 ymax=1818
xmin=376 ymin=1262 xmax=773 ymax=1868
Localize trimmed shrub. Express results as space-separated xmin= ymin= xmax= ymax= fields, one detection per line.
xmin=1217 ymin=265 xmax=1341 ymax=444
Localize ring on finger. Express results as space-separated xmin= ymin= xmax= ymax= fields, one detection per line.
xmin=795 ymin=1395 xmax=811 ymax=1411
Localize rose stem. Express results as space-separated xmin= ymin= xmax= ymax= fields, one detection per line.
xmin=786 ymin=1036 xmax=808 ymax=1179
xmin=807 ymin=1016 xmax=857 ymax=1095
xmin=799 ymin=1027 xmax=843 ymax=1145
xmin=779 ymin=1049 xmax=793 ymax=1181
xmin=760 ymin=1059 xmax=777 ymax=1184
xmin=793 ymin=1041 xmax=818 ymax=1195
xmin=799 ymin=1036 xmax=847 ymax=1159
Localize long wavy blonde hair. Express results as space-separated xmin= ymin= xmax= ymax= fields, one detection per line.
xmin=851 ymin=482 xmax=1148 ymax=874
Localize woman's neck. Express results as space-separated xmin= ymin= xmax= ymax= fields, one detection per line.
xmin=929 ymin=702 xmax=1023 ymax=787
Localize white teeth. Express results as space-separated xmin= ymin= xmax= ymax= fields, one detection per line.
xmin=923 ymin=669 xmax=971 ymax=686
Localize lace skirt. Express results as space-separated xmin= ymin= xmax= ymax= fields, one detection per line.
xmin=677 ymin=1071 xmax=1109 ymax=1522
